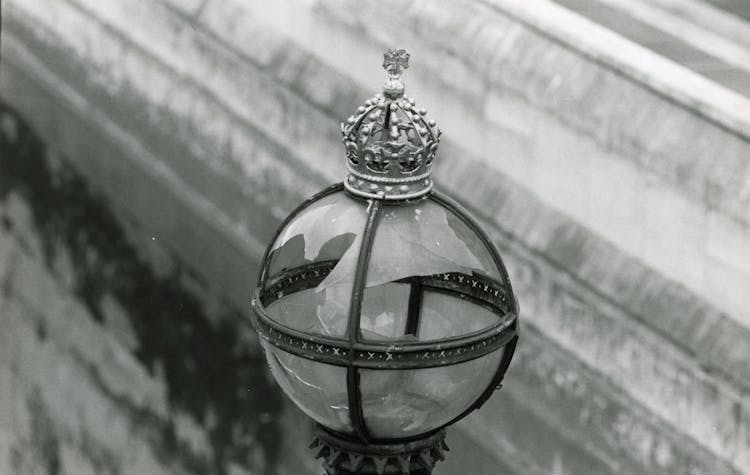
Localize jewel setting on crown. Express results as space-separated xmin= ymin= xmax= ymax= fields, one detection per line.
xmin=342 ymin=49 xmax=441 ymax=200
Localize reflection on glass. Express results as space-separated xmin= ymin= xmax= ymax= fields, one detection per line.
xmin=262 ymin=341 xmax=353 ymax=435
xmin=359 ymin=349 xmax=504 ymax=438
xmin=266 ymin=193 xmax=367 ymax=280
xmin=264 ymin=192 xmax=368 ymax=337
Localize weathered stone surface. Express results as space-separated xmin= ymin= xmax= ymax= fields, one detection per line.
xmin=0 ymin=107 xmax=314 ymax=475
xmin=461 ymin=327 xmax=742 ymax=475
xmin=433 ymin=151 xmax=750 ymax=470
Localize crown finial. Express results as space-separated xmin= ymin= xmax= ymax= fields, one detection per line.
xmin=341 ymin=50 xmax=441 ymax=200
xmin=383 ymin=49 xmax=410 ymax=77
xmin=382 ymin=49 xmax=410 ymax=98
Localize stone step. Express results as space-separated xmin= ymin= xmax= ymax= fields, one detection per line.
xmin=550 ymin=0 xmax=750 ymax=96
xmin=704 ymin=0 xmax=750 ymax=23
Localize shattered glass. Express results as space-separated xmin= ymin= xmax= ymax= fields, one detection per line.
xmin=354 ymin=200 xmax=504 ymax=341
xmin=365 ymin=201 xmax=503 ymax=287
xmin=262 ymin=340 xmax=353 ymax=435
xmin=359 ymin=349 xmax=505 ymax=438
xmin=264 ymin=192 xmax=368 ymax=337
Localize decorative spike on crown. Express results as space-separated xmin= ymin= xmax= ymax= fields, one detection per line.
xmin=342 ymin=49 xmax=441 ymax=200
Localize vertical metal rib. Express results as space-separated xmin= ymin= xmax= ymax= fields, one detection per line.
xmin=405 ymin=277 xmax=423 ymax=336
xmin=346 ymin=198 xmax=383 ymax=443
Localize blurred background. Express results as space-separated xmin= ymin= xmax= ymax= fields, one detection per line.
xmin=1 ymin=0 xmax=749 ymax=474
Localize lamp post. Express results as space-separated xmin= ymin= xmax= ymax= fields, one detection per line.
xmin=251 ymin=49 xmax=519 ymax=475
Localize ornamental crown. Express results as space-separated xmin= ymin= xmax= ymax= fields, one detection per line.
xmin=342 ymin=49 xmax=441 ymax=200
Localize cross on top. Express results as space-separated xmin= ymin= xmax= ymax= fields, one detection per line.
xmin=383 ymin=49 xmax=410 ymax=78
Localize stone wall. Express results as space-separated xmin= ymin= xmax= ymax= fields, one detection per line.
xmin=1 ymin=0 xmax=749 ymax=474
xmin=0 ymin=107 xmax=319 ymax=475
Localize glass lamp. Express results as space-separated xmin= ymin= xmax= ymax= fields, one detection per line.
xmin=251 ymin=49 xmax=519 ymax=475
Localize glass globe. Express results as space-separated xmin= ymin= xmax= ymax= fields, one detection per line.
xmin=252 ymin=184 xmax=518 ymax=442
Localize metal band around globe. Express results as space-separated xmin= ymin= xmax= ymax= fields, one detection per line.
xmin=344 ymin=163 xmax=434 ymax=200
xmin=346 ymin=164 xmax=433 ymax=184
xmin=250 ymin=295 xmax=517 ymax=370
xmin=343 ymin=179 xmax=434 ymax=200
xmin=343 ymin=182 xmax=433 ymax=200
xmin=261 ymin=266 xmax=513 ymax=315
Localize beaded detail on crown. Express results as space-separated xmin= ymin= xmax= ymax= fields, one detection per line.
xmin=342 ymin=49 xmax=441 ymax=200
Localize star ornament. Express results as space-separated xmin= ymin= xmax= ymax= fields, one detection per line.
xmin=383 ymin=49 xmax=410 ymax=77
